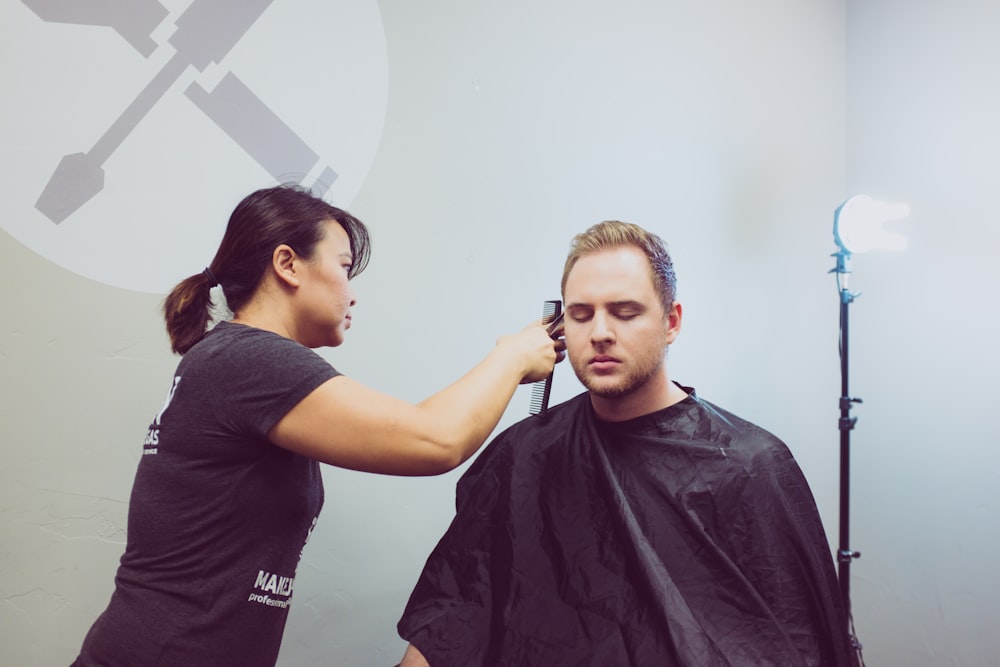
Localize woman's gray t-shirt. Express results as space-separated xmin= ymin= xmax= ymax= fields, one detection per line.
xmin=74 ymin=322 xmax=339 ymax=666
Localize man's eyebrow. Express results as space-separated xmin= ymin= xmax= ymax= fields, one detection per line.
xmin=565 ymin=300 xmax=645 ymax=309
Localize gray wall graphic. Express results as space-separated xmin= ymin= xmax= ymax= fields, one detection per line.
xmin=27 ymin=0 xmax=337 ymax=224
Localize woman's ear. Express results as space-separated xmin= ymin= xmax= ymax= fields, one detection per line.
xmin=272 ymin=244 xmax=301 ymax=288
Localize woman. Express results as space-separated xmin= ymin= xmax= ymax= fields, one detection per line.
xmin=72 ymin=184 xmax=562 ymax=666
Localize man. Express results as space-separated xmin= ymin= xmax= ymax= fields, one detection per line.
xmin=396 ymin=221 xmax=858 ymax=666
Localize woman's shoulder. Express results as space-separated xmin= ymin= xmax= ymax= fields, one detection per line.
xmin=182 ymin=322 xmax=333 ymax=374
xmin=196 ymin=322 xmax=308 ymax=353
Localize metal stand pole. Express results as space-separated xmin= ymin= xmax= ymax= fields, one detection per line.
xmin=833 ymin=251 xmax=862 ymax=653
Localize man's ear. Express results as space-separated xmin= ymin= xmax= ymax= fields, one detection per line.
xmin=664 ymin=301 xmax=683 ymax=345
xmin=272 ymin=245 xmax=301 ymax=288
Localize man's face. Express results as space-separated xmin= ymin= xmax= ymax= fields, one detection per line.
xmin=563 ymin=245 xmax=681 ymax=402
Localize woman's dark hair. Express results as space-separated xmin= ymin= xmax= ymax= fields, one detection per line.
xmin=164 ymin=184 xmax=371 ymax=354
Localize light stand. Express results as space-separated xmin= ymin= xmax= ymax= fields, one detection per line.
xmin=830 ymin=248 xmax=862 ymax=632
xmin=830 ymin=194 xmax=909 ymax=657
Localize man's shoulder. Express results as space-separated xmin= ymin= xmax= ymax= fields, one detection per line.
xmin=469 ymin=393 xmax=589 ymax=467
xmin=502 ymin=392 xmax=589 ymax=440
xmin=689 ymin=395 xmax=789 ymax=457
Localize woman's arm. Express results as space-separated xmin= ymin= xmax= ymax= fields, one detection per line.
xmin=268 ymin=321 xmax=562 ymax=475
xmin=398 ymin=644 xmax=430 ymax=667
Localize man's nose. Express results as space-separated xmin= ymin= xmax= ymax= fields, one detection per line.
xmin=590 ymin=311 xmax=614 ymax=344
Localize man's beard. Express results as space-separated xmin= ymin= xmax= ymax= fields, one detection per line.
xmin=574 ymin=352 xmax=666 ymax=399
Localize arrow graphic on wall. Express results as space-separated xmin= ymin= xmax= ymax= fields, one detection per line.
xmin=26 ymin=0 xmax=338 ymax=224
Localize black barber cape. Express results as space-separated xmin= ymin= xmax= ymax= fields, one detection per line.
xmin=398 ymin=389 xmax=857 ymax=666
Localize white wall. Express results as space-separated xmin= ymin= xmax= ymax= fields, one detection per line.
xmin=9 ymin=1 xmax=990 ymax=665
xmin=845 ymin=1 xmax=1000 ymax=665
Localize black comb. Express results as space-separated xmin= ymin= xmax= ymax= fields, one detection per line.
xmin=529 ymin=300 xmax=563 ymax=416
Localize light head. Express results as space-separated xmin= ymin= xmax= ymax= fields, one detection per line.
xmin=833 ymin=194 xmax=910 ymax=255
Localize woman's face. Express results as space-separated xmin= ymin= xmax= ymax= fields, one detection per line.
xmin=295 ymin=220 xmax=357 ymax=348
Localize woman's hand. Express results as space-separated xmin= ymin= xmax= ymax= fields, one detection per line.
xmin=496 ymin=319 xmax=566 ymax=385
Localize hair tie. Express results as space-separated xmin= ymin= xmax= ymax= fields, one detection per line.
xmin=203 ymin=267 xmax=219 ymax=287
xmin=206 ymin=283 xmax=234 ymax=332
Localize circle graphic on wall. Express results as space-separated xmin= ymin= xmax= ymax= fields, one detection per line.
xmin=1 ymin=0 xmax=388 ymax=293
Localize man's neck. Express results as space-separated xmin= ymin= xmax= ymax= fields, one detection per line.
xmin=589 ymin=375 xmax=689 ymax=423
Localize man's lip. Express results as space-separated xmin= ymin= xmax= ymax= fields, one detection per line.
xmin=590 ymin=355 xmax=619 ymax=364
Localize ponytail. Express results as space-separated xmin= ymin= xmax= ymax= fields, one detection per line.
xmin=164 ymin=269 xmax=221 ymax=355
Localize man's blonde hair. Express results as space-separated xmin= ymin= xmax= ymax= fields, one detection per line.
xmin=560 ymin=220 xmax=676 ymax=313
